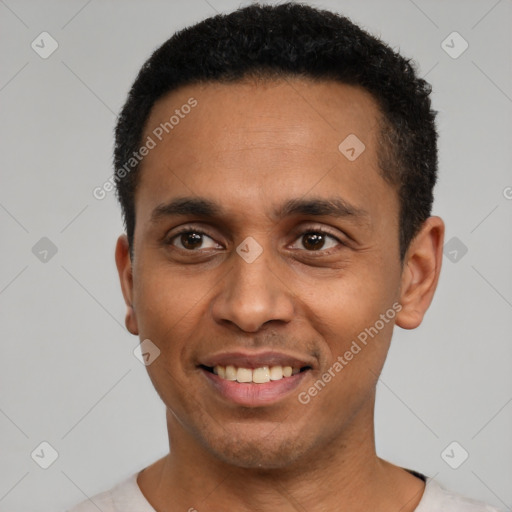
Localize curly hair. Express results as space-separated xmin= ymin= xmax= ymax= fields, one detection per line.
xmin=114 ymin=2 xmax=438 ymax=261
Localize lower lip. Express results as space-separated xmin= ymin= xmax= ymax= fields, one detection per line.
xmin=201 ymin=368 xmax=309 ymax=407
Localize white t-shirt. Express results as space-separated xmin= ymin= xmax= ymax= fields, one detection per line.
xmin=66 ymin=469 xmax=503 ymax=512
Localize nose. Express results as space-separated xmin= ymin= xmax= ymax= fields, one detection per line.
xmin=210 ymin=245 xmax=295 ymax=333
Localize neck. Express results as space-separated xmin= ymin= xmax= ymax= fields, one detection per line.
xmin=137 ymin=401 xmax=425 ymax=512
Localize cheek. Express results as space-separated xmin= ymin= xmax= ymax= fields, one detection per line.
xmin=133 ymin=261 xmax=213 ymax=360
xmin=136 ymin=256 xmax=204 ymax=313
xmin=298 ymin=262 xmax=399 ymax=387
xmin=132 ymin=265 xmax=211 ymax=413
xmin=302 ymin=284 xmax=396 ymax=420
xmin=302 ymin=265 xmax=396 ymax=331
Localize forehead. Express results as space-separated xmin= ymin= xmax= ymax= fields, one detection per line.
xmin=136 ymin=78 xmax=396 ymax=227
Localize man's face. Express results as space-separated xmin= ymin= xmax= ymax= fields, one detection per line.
xmin=122 ymin=79 xmax=405 ymax=468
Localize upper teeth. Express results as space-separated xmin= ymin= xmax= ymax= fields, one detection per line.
xmin=213 ymin=365 xmax=299 ymax=383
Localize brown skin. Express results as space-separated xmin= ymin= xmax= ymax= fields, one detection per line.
xmin=115 ymin=78 xmax=444 ymax=512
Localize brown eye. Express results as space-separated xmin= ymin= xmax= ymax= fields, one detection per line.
xmin=180 ymin=232 xmax=203 ymax=250
xmin=290 ymin=230 xmax=341 ymax=252
xmin=169 ymin=230 xmax=220 ymax=251
xmin=302 ymin=232 xmax=326 ymax=250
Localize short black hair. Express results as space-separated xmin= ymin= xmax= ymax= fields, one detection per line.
xmin=114 ymin=2 xmax=438 ymax=261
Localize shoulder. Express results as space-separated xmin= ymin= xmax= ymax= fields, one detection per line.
xmin=66 ymin=486 xmax=115 ymax=512
xmin=416 ymin=478 xmax=504 ymax=512
xmin=66 ymin=472 xmax=154 ymax=512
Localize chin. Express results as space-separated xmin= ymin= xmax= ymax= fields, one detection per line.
xmin=200 ymin=426 xmax=312 ymax=470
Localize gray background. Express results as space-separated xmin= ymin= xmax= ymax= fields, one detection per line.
xmin=1 ymin=0 xmax=511 ymax=511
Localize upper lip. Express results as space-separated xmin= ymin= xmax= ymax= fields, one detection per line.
xmin=199 ymin=350 xmax=316 ymax=370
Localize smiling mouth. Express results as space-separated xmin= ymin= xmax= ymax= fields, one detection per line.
xmin=200 ymin=364 xmax=312 ymax=384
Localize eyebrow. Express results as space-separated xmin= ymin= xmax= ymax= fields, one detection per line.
xmin=274 ymin=197 xmax=369 ymax=222
xmin=151 ymin=197 xmax=222 ymax=223
xmin=150 ymin=196 xmax=370 ymax=224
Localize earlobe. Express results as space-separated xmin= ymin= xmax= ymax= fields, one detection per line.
xmin=124 ymin=304 xmax=139 ymax=336
xmin=395 ymin=216 xmax=445 ymax=330
xmin=115 ymin=234 xmax=139 ymax=335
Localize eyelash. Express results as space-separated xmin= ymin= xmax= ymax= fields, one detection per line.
xmin=166 ymin=226 xmax=345 ymax=253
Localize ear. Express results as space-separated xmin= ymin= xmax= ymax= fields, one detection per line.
xmin=115 ymin=234 xmax=139 ymax=335
xmin=395 ymin=216 xmax=445 ymax=330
